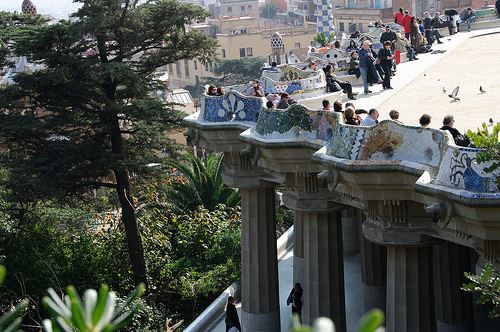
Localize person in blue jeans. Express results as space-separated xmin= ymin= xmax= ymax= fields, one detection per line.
xmin=358 ymin=40 xmax=373 ymax=94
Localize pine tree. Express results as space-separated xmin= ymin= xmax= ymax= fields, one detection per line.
xmin=0 ymin=0 xmax=217 ymax=286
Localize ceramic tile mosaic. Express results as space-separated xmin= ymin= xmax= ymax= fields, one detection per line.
xmin=201 ymin=91 xmax=262 ymax=123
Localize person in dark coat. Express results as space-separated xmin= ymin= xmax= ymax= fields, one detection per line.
xmin=377 ymin=41 xmax=394 ymax=90
xmin=380 ymin=27 xmax=397 ymax=46
xmin=323 ymin=65 xmax=357 ymax=100
xmin=496 ymin=0 xmax=500 ymax=17
xmin=287 ymin=283 xmax=304 ymax=322
xmin=225 ymin=296 xmax=241 ymax=332
xmin=440 ymin=115 xmax=471 ymax=147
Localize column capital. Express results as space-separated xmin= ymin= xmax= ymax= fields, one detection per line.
xmin=223 ymin=150 xmax=280 ymax=189
xmin=283 ymin=190 xmax=347 ymax=212
xmin=362 ymin=199 xmax=437 ymax=246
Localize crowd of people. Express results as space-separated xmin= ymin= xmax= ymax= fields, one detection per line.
xmin=321 ymin=99 xmax=472 ymax=147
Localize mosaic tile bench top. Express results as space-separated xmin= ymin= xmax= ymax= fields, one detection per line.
xmin=200 ymin=91 xmax=262 ymax=123
xmin=250 ymin=107 xmax=498 ymax=194
xmin=193 ymin=91 xmax=498 ymax=196
xmin=254 ymin=105 xmax=339 ymax=142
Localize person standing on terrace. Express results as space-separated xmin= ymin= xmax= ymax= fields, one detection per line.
xmin=394 ymin=7 xmax=405 ymax=26
xmin=358 ymin=41 xmax=373 ymax=95
xmin=403 ymin=10 xmax=412 ymax=39
xmin=377 ymin=41 xmax=394 ymax=90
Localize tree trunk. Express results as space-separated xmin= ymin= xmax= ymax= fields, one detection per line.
xmin=114 ymin=169 xmax=148 ymax=286
xmin=110 ymin=112 xmax=148 ymax=286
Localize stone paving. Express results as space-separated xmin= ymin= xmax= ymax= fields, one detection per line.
xmin=351 ymin=28 xmax=500 ymax=133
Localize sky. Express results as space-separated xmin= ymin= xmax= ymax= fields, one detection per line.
xmin=0 ymin=0 xmax=81 ymax=19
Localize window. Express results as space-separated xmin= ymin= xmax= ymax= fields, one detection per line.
xmin=175 ymin=61 xmax=181 ymax=77
xmin=205 ymin=63 xmax=209 ymax=71
xmin=359 ymin=23 xmax=364 ymax=32
xmin=339 ymin=22 xmax=345 ymax=31
xmin=227 ymin=6 xmax=232 ymax=13
xmin=184 ymin=59 xmax=190 ymax=78
xmin=222 ymin=49 xmax=226 ymax=58
xmin=239 ymin=48 xmax=246 ymax=57
xmin=195 ymin=75 xmax=199 ymax=84
xmin=246 ymin=47 xmax=253 ymax=57
xmin=248 ymin=5 xmax=252 ymax=10
xmin=294 ymin=42 xmax=301 ymax=48
xmin=168 ymin=64 xmax=173 ymax=73
xmin=241 ymin=5 xmax=245 ymax=11
xmin=194 ymin=60 xmax=198 ymax=70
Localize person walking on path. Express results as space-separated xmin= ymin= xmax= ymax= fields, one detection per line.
xmin=358 ymin=41 xmax=374 ymax=94
xmin=287 ymin=283 xmax=304 ymax=323
xmin=378 ymin=41 xmax=394 ymax=90
xmin=496 ymin=0 xmax=500 ymax=18
xmin=225 ymin=296 xmax=241 ymax=332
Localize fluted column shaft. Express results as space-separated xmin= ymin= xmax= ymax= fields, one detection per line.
xmin=240 ymin=186 xmax=280 ymax=331
xmin=360 ymin=234 xmax=387 ymax=313
xmin=386 ymin=245 xmax=435 ymax=332
xmin=303 ymin=210 xmax=346 ymax=332
xmin=293 ymin=210 xmax=305 ymax=285
xmin=433 ymin=242 xmax=473 ymax=332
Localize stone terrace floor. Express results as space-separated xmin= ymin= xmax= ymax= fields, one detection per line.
xmin=351 ymin=28 xmax=500 ymax=132
xmin=210 ymin=26 xmax=500 ymax=332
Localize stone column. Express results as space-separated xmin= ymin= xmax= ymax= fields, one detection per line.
xmin=386 ymin=245 xmax=435 ymax=332
xmin=360 ymin=234 xmax=387 ymax=313
xmin=342 ymin=207 xmax=360 ymax=255
xmin=433 ymin=241 xmax=473 ymax=332
xmin=302 ymin=209 xmax=346 ymax=332
xmin=293 ymin=210 xmax=305 ymax=285
xmin=240 ymin=185 xmax=281 ymax=332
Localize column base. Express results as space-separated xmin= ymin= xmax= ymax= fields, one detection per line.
xmin=437 ymin=320 xmax=473 ymax=332
xmin=241 ymin=309 xmax=280 ymax=332
xmin=362 ymin=284 xmax=386 ymax=313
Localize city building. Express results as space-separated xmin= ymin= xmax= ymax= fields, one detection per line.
xmin=333 ymin=0 xmax=394 ymax=33
xmin=168 ymin=17 xmax=318 ymax=88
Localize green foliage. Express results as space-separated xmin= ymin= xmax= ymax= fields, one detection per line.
xmin=0 ymin=266 xmax=28 ymax=332
xmin=357 ymin=309 xmax=385 ymax=332
xmin=260 ymin=2 xmax=278 ymax=19
xmin=185 ymin=58 xmax=265 ymax=97
xmin=211 ymin=57 xmax=265 ymax=85
xmin=462 ymin=262 xmax=500 ymax=318
xmin=42 ymin=284 xmax=145 ymax=332
xmin=0 ymin=0 xmax=219 ymax=284
xmin=467 ymin=123 xmax=500 ymax=186
xmin=290 ymin=309 xmax=385 ymax=332
xmin=165 ymin=153 xmax=240 ymax=213
xmin=314 ymin=32 xmax=335 ymax=47
xmin=0 ymin=11 xmax=47 ymax=67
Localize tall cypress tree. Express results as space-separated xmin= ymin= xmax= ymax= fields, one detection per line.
xmin=0 ymin=0 xmax=217 ymax=285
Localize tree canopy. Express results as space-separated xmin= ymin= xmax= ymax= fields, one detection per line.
xmin=185 ymin=57 xmax=265 ymax=97
xmin=314 ymin=32 xmax=335 ymax=47
xmin=0 ymin=0 xmax=218 ymax=285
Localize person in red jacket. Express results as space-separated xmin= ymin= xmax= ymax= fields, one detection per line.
xmin=403 ymin=10 xmax=412 ymax=39
xmin=394 ymin=7 xmax=405 ymax=25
